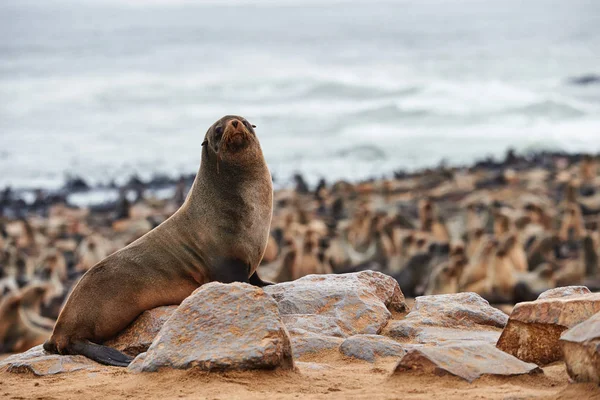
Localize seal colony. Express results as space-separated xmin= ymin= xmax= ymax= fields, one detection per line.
xmin=43 ymin=115 xmax=274 ymax=366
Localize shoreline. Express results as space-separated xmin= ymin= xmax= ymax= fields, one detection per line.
xmin=2 ymin=149 xmax=597 ymax=213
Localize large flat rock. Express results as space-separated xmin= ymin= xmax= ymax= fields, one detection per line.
xmin=394 ymin=343 xmax=541 ymax=383
xmin=264 ymin=271 xmax=408 ymax=337
xmin=497 ymin=293 xmax=600 ymax=365
xmin=0 ymin=345 xmax=103 ymax=376
xmin=129 ymin=282 xmax=294 ymax=372
xmin=560 ymin=311 xmax=600 ymax=383
xmin=401 ymin=292 xmax=508 ymax=328
xmin=382 ymin=293 xmax=507 ymax=346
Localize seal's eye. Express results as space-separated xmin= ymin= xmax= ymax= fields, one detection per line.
xmin=243 ymin=121 xmax=256 ymax=132
xmin=214 ymin=126 xmax=223 ymax=141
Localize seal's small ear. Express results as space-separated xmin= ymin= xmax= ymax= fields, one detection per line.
xmin=201 ymin=139 xmax=208 ymax=147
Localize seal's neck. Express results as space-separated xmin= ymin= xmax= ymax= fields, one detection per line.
xmin=183 ymin=145 xmax=270 ymax=213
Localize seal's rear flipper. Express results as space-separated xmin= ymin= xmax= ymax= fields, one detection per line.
xmin=249 ymin=271 xmax=273 ymax=287
xmin=71 ymin=340 xmax=133 ymax=367
xmin=43 ymin=339 xmax=57 ymax=353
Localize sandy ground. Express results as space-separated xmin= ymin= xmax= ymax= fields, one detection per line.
xmin=2 ymin=353 xmax=600 ymax=400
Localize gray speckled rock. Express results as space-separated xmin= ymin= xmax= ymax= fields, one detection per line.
xmin=104 ymin=306 xmax=177 ymax=357
xmin=0 ymin=345 xmax=103 ymax=376
xmin=384 ymin=323 xmax=502 ymax=345
xmin=354 ymin=271 xmax=409 ymax=313
xmin=289 ymin=332 xmax=344 ymax=358
xmin=401 ymin=293 xmax=508 ymax=328
xmin=560 ymin=311 xmax=600 ymax=383
xmin=282 ymin=314 xmax=347 ymax=338
xmin=264 ymin=271 xmax=408 ymax=337
xmin=497 ymin=293 xmax=600 ymax=366
xmin=382 ymin=293 xmax=507 ymax=346
xmin=537 ymin=286 xmax=591 ymax=300
xmin=394 ymin=343 xmax=541 ymax=383
xmin=339 ymin=335 xmax=406 ymax=362
xmin=128 ymin=282 xmax=294 ymax=373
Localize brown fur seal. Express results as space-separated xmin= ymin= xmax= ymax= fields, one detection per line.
xmin=425 ymin=256 xmax=467 ymax=295
xmin=0 ymin=284 xmax=52 ymax=353
xmin=44 ymin=115 xmax=273 ymax=367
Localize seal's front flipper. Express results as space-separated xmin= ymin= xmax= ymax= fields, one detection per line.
xmin=71 ymin=340 xmax=133 ymax=367
xmin=249 ymin=271 xmax=274 ymax=287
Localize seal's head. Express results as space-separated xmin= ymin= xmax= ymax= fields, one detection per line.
xmin=202 ymin=115 xmax=261 ymax=169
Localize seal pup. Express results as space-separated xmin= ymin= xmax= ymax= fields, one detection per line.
xmin=293 ymin=229 xmax=324 ymax=279
xmin=459 ymin=237 xmax=496 ymax=293
xmin=75 ymin=235 xmax=111 ymax=273
xmin=261 ymin=234 xmax=279 ymax=265
xmin=272 ymin=238 xmax=298 ymax=283
xmin=44 ymin=115 xmax=273 ymax=367
xmin=580 ymin=155 xmax=597 ymax=184
xmin=18 ymin=282 xmax=56 ymax=332
xmin=526 ymin=234 xmax=559 ymax=271
xmin=425 ymin=256 xmax=467 ymax=295
xmin=0 ymin=284 xmax=52 ymax=353
xmin=490 ymin=241 xmax=518 ymax=299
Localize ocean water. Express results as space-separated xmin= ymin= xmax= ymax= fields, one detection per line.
xmin=1 ymin=0 xmax=600 ymax=190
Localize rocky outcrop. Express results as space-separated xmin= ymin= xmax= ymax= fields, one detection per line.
xmin=382 ymin=293 xmax=507 ymax=345
xmin=0 ymin=345 xmax=102 ymax=376
xmin=497 ymin=293 xmax=600 ymax=365
xmin=7 ymin=273 xmax=576 ymax=384
xmin=129 ymin=282 xmax=294 ymax=372
xmin=339 ymin=335 xmax=406 ymax=362
xmin=3 ymin=273 xmax=407 ymax=373
xmin=394 ymin=343 xmax=541 ymax=383
xmin=560 ymin=311 xmax=600 ymax=383
xmin=105 ymin=306 xmax=176 ymax=357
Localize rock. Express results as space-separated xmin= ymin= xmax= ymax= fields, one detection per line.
xmin=354 ymin=271 xmax=408 ymax=313
xmin=339 ymin=335 xmax=406 ymax=362
xmin=129 ymin=282 xmax=293 ymax=372
xmin=382 ymin=293 xmax=507 ymax=345
xmin=560 ymin=311 xmax=600 ymax=383
xmin=265 ymin=271 xmax=408 ymax=337
xmin=290 ymin=333 xmax=344 ymax=358
xmin=105 ymin=306 xmax=176 ymax=357
xmin=384 ymin=324 xmax=502 ymax=345
xmin=282 ymin=314 xmax=346 ymax=338
xmin=394 ymin=343 xmax=541 ymax=383
xmin=392 ymin=292 xmax=508 ymax=329
xmin=0 ymin=345 xmax=102 ymax=376
xmin=537 ymin=286 xmax=591 ymax=300
xmin=295 ymin=361 xmax=332 ymax=371
xmin=497 ymin=293 xmax=600 ymax=366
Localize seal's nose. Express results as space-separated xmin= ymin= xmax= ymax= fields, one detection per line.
xmin=231 ymin=120 xmax=239 ymax=128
